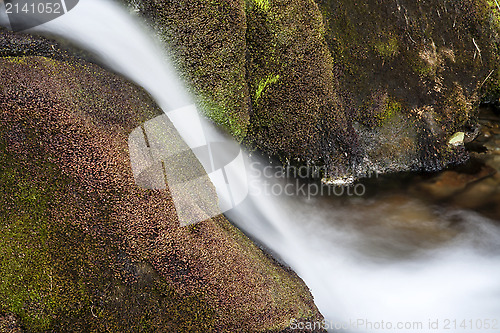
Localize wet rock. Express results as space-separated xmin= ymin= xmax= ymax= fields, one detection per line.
xmin=121 ymin=0 xmax=499 ymax=180
xmin=0 ymin=52 xmax=322 ymax=331
xmin=452 ymin=177 xmax=499 ymax=209
xmin=410 ymin=110 xmax=500 ymax=218
xmin=410 ymin=165 xmax=496 ymax=201
xmin=363 ymin=195 xmax=457 ymax=243
xmin=317 ymin=0 xmax=499 ymax=175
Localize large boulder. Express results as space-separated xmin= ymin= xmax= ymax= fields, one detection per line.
xmin=0 ymin=32 xmax=323 ymax=331
xmin=317 ymin=0 xmax=498 ymax=175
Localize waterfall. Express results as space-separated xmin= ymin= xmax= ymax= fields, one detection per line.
xmin=8 ymin=0 xmax=500 ymax=331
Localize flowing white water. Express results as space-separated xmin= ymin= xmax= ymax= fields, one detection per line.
xmin=15 ymin=1 xmax=500 ymax=331
xmin=228 ymin=179 xmax=500 ymax=332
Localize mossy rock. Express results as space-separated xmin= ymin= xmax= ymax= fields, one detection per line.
xmin=122 ymin=0 xmax=499 ymax=178
xmin=0 ymin=49 xmax=323 ymax=331
xmin=317 ymin=0 xmax=497 ymax=172
xmin=244 ymin=0 xmax=357 ymax=176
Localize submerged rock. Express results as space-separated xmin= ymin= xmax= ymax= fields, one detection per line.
xmin=410 ymin=165 xmax=496 ymax=201
xmin=0 ymin=34 xmax=323 ymax=331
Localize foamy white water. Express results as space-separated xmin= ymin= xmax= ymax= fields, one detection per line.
xmin=18 ymin=1 xmax=500 ymax=331
xmin=227 ymin=163 xmax=500 ymax=332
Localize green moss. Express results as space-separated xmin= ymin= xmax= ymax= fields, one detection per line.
xmin=412 ymin=59 xmax=435 ymax=78
xmin=253 ymin=0 xmax=270 ymax=12
xmin=255 ymin=74 xmax=280 ymax=102
xmin=198 ymin=95 xmax=247 ymax=139
xmin=374 ymin=36 xmax=399 ymax=59
xmin=39 ymin=56 xmax=60 ymax=68
xmin=3 ymin=57 xmax=27 ymax=65
xmin=487 ymin=0 xmax=500 ymax=27
xmin=377 ymin=97 xmax=402 ymax=124
xmin=0 ymin=142 xmax=82 ymax=330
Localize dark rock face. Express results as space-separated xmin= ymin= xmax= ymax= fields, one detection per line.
xmin=244 ymin=0 xmax=358 ymax=178
xmin=128 ymin=0 xmax=251 ymax=140
xmin=0 ymin=27 xmax=62 ymax=58
xmin=0 ymin=26 xmax=95 ymax=62
xmin=0 ymin=36 xmax=323 ymax=331
xmin=317 ymin=0 xmax=497 ymax=175
xmin=124 ymin=0 xmax=500 ymax=180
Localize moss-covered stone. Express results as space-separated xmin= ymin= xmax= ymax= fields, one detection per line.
xmin=125 ymin=0 xmax=250 ymax=140
xmin=121 ymin=0 xmax=500 ymax=179
xmin=244 ymin=0 xmax=357 ymax=178
xmin=316 ymin=0 xmax=497 ymax=173
xmin=0 ymin=49 xmax=323 ymax=331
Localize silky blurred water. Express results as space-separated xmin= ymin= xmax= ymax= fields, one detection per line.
xmin=227 ymin=159 xmax=500 ymax=332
